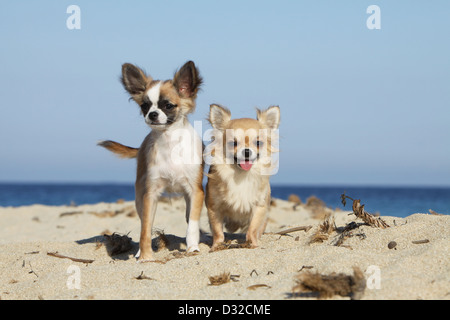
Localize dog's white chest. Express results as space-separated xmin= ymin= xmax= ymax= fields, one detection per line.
xmin=149 ymin=123 xmax=202 ymax=191
xmin=222 ymin=172 xmax=268 ymax=213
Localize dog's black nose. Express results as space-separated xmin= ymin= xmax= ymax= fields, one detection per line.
xmin=149 ymin=112 xmax=158 ymax=121
xmin=243 ymin=148 xmax=252 ymax=158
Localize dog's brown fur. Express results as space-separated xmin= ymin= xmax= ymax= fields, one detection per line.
xmin=205 ymin=104 xmax=280 ymax=249
xmin=100 ymin=61 xmax=203 ymax=262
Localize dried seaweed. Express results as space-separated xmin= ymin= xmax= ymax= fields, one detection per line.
xmin=59 ymin=206 xmax=137 ymax=219
xmin=288 ymin=194 xmax=302 ymax=204
xmin=208 ymin=272 xmax=240 ymax=286
xmin=292 ymin=267 xmax=365 ymax=300
xmin=209 ymin=240 xmax=253 ymax=252
xmin=155 ymin=229 xmax=170 ymax=252
xmin=104 ymin=232 xmax=133 ymax=256
xmin=135 ymin=271 xmax=155 ymax=281
xmin=309 ymin=216 xmax=336 ymax=244
xmin=341 ymin=193 xmax=389 ymax=228
xmin=288 ymin=194 xmax=302 ymax=210
xmin=306 ymin=196 xmax=330 ymax=220
xmin=429 ymin=209 xmax=443 ymax=216
xmin=88 ymin=206 xmax=137 ymax=218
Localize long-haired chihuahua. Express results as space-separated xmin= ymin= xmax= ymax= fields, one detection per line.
xmin=205 ymin=104 xmax=280 ymax=249
xmin=99 ymin=61 xmax=203 ymax=262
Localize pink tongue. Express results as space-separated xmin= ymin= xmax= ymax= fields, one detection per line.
xmin=240 ymin=160 xmax=253 ymax=171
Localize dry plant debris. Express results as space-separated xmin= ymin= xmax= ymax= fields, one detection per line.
xmin=275 ymin=225 xmax=312 ymax=235
xmin=247 ymin=284 xmax=271 ymax=290
xmin=288 ymin=194 xmax=302 ymax=204
xmin=59 ymin=211 xmax=83 ymax=217
xmin=208 ymin=272 xmax=240 ymax=286
xmin=305 ymin=196 xmax=331 ymax=220
xmin=298 ymin=266 xmax=314 ymax=272
xmin=60 ymin=206 xmax=137 ymax=218
xmin=47 ymin=252 xmax=94 ymax=264
xmin=104 ymin=232 xmax=133 ymax=256
xmin=341 ymin=193 xmax=389 ymax=228
xmin=292 ymin=267 xmax=365 ymax=300
xmin=428 ymin=209 xmax=443 ymax=216
xmin=154 ymin=229 xmax=170 ymax=251
xmin=309 ymin=216 xmax=336 ymax=244
xmin=209 ymin=240 xmax=253 ymax=252
xmin=412 ymin=239 xmax=430 ymax=244
xmin=288 ymin=194 xmax=302 ymax=210
xmin=135 ymin=271 xmax=155 ymax=281
xmin=89 ymin=205 xmax=137 ymax=218
xmin=334 ymin=221 xmax=364 ymax=247
xmin=137 ymin=251 xmax=199 ymax=265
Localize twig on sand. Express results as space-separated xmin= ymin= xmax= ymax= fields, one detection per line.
xmin=59 ymin=211 xmax=83 ymax=217
xmin=135 ymin=271 xmax=155 ymax=281
xmin=247 ymin=284 xmax=271 ymax=290
xmin=47 ymin=252 xmax=94 ymax=264
xmin=275 ymin=226 xmax=312 ymax=235
xmin=412 ymin=239 xmax=430 ymax=244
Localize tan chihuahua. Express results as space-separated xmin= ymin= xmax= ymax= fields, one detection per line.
xmin=99 ymin=61 xmax=204 ymax=262
xmin=205 ymin=104 xmax=280 ymax=249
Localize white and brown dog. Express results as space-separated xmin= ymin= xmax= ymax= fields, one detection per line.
xmin=99 ymin=61 xmax=204 ymax=262
xmin=205 ymin=104 xmax=280 ymax=249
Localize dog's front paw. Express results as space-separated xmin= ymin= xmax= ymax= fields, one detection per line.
xmin=187 ymin=245 xmax=200 ymax=253
xmin=137 ymin=255 xmax=156 ymax=263
xmin=135 ymin=248 xmax=155 ymax=263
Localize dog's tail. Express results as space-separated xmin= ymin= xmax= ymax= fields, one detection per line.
xmin=98 ymin=140 xmax=139 ymax=159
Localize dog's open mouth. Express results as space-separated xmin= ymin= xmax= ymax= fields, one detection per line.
xmin=238 ymin=160 xmax=253 ymax=171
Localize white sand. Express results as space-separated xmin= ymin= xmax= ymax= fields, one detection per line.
xmin=0 ymin=198 xmax=448 ymax=300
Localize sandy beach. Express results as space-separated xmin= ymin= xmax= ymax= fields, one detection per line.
xmin=0 ymin=197 xmax=448 ymax=300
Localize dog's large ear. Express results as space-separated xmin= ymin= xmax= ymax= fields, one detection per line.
xmin=257 ymin=106 xmax=280 ymax=129
xmin=173 ymin=61 xmax=203 ymax=98
xmin=209 ymin=104 xmax=231 ymax=130
xmin=121 ymin=63 xmax=151 ymax=97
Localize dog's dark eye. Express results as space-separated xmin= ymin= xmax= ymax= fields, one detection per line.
xmin=256 ymin=140 xmax=264 ymax=147
xmin=165 ymin=103 xmax=176 ymax=110
xmin=227 ymin=140 xmax=238 ymax=148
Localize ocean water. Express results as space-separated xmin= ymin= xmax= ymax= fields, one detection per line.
xmin=0 ymin=183 xmax=449 ymax=218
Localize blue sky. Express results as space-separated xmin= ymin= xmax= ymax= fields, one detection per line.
xmin=0 ymin=0 xmax=449 ymax=186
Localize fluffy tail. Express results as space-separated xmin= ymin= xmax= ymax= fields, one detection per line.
xmin=98 ymin=140 xmax=139 ymax=159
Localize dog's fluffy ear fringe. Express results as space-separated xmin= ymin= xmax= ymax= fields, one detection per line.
xmin=173 ymin=60 xmax=203 ymax=98
xmin=121 ymin=63 xmax=151 ymax=96
xmin=208 ymin=104 xmax=231 ymax=130
xmin=256 ymin=106 xmax=280 ymax=130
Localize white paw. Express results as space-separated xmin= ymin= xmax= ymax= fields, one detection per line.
xmin=187 ymin=245 xmax=200 ymax=253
